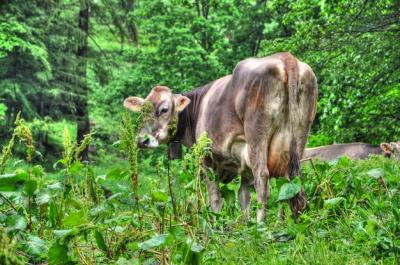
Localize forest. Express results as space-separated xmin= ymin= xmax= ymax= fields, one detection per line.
xmin=0 ymin=0 xmax=399 ymax=264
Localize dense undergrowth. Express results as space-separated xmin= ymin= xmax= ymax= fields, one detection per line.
xmin=0 ymin=114 xmax=399 ymax=265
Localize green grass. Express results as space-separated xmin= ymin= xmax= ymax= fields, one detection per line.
xmin=201 ymin=156 xmax=399 ymax=264
xmin=0 ymin=120 xmax=399 ymax=264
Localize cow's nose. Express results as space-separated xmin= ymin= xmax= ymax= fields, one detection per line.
xmin=141 ymin=138 xmax=150 ymax=146
xmin=137 ymin=134 xmax=159 ymax=148
xmin=138 ymin=136 xmax=150 ymax=148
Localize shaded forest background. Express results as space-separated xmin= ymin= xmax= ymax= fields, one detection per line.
xmin=1 ymin=0 xmax=399 ymax=164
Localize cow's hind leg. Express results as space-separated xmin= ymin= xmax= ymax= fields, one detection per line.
xmin=245 ymin=118 xmax=273 ymax=222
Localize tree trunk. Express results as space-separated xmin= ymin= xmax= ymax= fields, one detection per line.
xmin=76 ymin=1 xmax=90 ymax=161
xmin=195 ymin=0 xmax=210 ymax=51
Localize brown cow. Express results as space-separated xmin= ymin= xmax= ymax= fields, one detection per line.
xmin=124 ymin=52 xmax=318 ymax=222
xmin=302 ymin=142 xmax=399 ymax=161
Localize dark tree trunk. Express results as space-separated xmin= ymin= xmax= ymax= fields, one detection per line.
xmin=195 ymin=0 xmax=210 ymax=51
xmin=76 ymin=1 xmax=90 ymax=161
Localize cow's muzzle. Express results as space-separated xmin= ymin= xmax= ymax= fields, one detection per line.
xmin=137 ymin=133 xmax=159 ymax=148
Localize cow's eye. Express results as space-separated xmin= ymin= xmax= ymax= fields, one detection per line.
xmin=158 ymin=108 xmax=168 ymax=115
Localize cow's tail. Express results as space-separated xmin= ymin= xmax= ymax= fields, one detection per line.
xmin=283 ymin=53 xmax=307 ymax=217
xmin=284 ymin=53 xmax=300 ymax=179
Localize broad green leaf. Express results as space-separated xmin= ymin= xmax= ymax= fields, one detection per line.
xmin=24 ymin=235 xmax=48 ymax=258
xmin=183 ymin=238 xmax=204 ymax=265
xmin=53 ymin=230 xmax=72 ymax=238
xmin=114 ymin=226 xmax=125 ymax=233
xmin=188 ymin=239 xmax=204 ymax=253
xmin=47 ymin=182 xmax=63 ymax=191
xmin=138 ymin=233 xmax=173 ymax=250
xmin=0 ymin=173 xmax=27 ymax=191
xmin=48 ymin=241 xmax=71 ymax=265
xmin=104 ymin=215 xmax=131 ymax=225
xmin=6 ymin=214 xmax=27 ymax=232
xmin=36 ymin=189 xmax=52 ymax=205
xmin=170 ymin=225 xmax=185 ymax=241
xmin=276 ymin=182 xmax=301 ymax=201
xmin=15 ymin=169 xmax=29 ymax=180
xmin=106 ymin=167 xmax=128 ymax=180
xmin=94 ymin=230 xmax=108 ymax=252
xmin=151 ymin=190 xmax=168 ymax=202
xmin=366 ymin=168 xmax=384 ymax=179
xmin=62 ymin=209 xmax=88 ymax=227
xmin=24 ymin=179 xmax=37 ymax=197
xmin=53 ymin=226 xmax=97 ymax=241
xmin=128 ymin=242 xmax=139 ymax=251
xmin=115 ymin=257 xmax=139 ymax=265
xmin=324 ymin=197 xmax=345 ymax=207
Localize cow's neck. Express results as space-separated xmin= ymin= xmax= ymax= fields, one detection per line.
xmin=172 ymin=84 xmax=212 ymax=148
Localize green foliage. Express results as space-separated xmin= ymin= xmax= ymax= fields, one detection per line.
xmin=0 ymin=0 xmax=399 ymax=264
xmin=0 ymin=227 xmax=25 ymax=265
xmin=260 ymin=0 xmax=399 ymax=143
xmin=0 ymin=109 xmax=399 ymax=265
xmin=276 ymin=179 xmax=301 ymax=202
xmin=2 ymin=0 xmax=397 ymax=162
xmin=0 ymin=103 xmax=6 ymax=120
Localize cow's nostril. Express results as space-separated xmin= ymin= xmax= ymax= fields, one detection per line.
xmin=142 ymin=138 xmax=150 ymax=146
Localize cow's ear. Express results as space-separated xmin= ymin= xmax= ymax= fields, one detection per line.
xmin=124 ymin=96 xmax=145 ymax=112
xmin=174 ymin=95 xmax=191 ymax=112
xmin=380 ymin=143 xmax=393 ymax=157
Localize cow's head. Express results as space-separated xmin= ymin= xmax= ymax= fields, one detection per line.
xmin=123 ymin=86 xmax=190 ymax=148
xmin=380 ymin=142 xmax=400 ymax=160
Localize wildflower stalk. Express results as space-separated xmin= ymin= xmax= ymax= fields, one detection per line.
xmin=61 ymin=127 xmax=74 ymax=199
xmin=13 ymin=113 xmax=35 ymax=231
xmin=0 ymin=133 xmax=15 ymax=175
xmin=14 ymin=113 xmax=35 ymax=163
xmin=183 ymin=132 xmax=212 ymax=224
xmin=120 ymin=100 xmax=153 ymax=229
xmin=167 ymin=160 xmax=178 ymax=221
xmin=121 ymin=111 xmax=140 ymax=205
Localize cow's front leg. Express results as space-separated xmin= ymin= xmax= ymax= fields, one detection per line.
xmin=205 ymin=174 xmax=222 ymax=212
xmin=238 ymin=177 xmax=251 ymax=219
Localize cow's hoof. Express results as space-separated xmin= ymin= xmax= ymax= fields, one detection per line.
xmin=210 ymin=199 xmax=222 ymax=213
xmin=236 ymin=212 xmax=249 ymax=224
xmin=256 ymin=209 xmax=266 ymax=223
